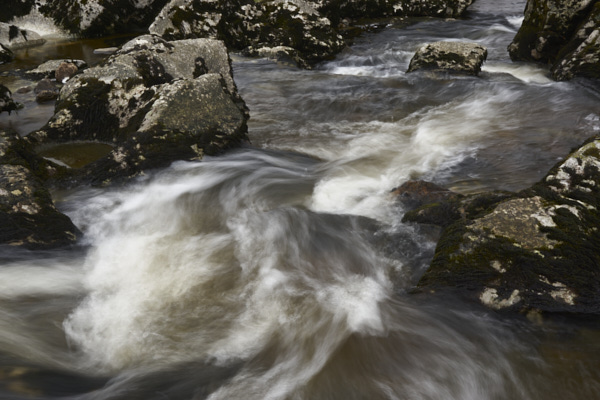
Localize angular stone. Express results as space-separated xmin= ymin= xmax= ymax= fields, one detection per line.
xmin=407 ymin=41 xmax=488 ymax=75
xmin=0 ymin=130 xmax=80 ymax=249
xmin=25 ymin=35 xmax=249 ymax=186
xmin=414 ymin=135 xmax=600 ymax=315
xmin=26 ymin=59 xmax=87 ymax=80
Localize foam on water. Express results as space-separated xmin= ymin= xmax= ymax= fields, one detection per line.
xmin=10 ymin=9 xmax=68 ymax=38
xmin=482 ymin=62 xmax=554 ymax=84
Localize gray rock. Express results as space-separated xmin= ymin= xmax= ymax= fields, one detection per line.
xmin=26 ymin=59 xmax=87 ymax=80
xmin=150 ymin=0 xmax=345 ymax=68
xmin=551 ymin=2 xmax=600 ymax=80
xmin=0 ymin=130 xmax=80 ymax=249
xmin=25 ymin=34 xmax=249 ymax=186
xmin=407 ymin=41 xmax=488 ymax=75
xmin=412 ymin=135 xmax=600 ymax=315
xmin=0 ymin=22 xmax=45 ymax=50
xmin=508 ymin=0 xmax=600 ymax=81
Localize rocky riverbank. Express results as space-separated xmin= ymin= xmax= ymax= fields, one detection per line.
xmin=400 ymin=134 xmax=600 ymax=315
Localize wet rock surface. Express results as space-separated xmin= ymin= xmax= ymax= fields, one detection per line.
xmin=508 ymin=0 xmax=600 ymax=81
xmin=411 ymin=135 xmax=600 ymax=315
xmin=0 ymin=130 xmax=80 ymax=249
xmin=26 ymin=59 xmax=87 ymax=80
xmin=407 ymin=41 xmax=488 ymax=75
xmin=150 ymin=0 xmax=476 ymax=68
xmin=38 ymin=0 xmax=170 ymax=37
xmin=25 ymin=34 xmax=249 ymax=186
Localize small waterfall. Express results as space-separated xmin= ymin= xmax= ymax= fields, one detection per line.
xmin=10 ymin=8 xmax=70 ymax=38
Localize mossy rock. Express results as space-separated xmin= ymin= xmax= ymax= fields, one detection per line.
xmin=415 ymin=135 xmax=600 ymax=315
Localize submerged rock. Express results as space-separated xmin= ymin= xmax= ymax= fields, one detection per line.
xmin=34 ymin=79 xmax=59 ymax=103
xmin=508 ymin=0 xmax=600 ymax=81
xmin=407 ymin=41 xmax=488 ymax=75
xmin=25 ymin=34 xmax=249 ymax=186
xmin=411 ymin=135 xmax=600 ymax=315
xmin=0 ymin=130 xmax=80 ymax=249
xmin=0 ymin=22 xmax=45 ymax=50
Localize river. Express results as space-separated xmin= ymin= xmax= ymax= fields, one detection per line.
xmin=1 ymin=0 xmax=600 ymax=398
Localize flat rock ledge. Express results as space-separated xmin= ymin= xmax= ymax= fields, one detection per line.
xmin=0 ymin=130 xmax=80 ymax=250
xmin=401 ymin=134 xmax=600 ymax=315
xmin=407 ymin=41 xmax=488 ymax=75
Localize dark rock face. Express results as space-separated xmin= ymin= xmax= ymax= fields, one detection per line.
xmin=0 ymin=130 xmax=80 ymax=249
xmin=508 ymin=0 xmax=600 ymax=81
xmin=0 ymin=22 xmax=46 ymax=50
xmin=150 ymin=0 xmax=476 ymax=68
xmin=38 ymin=0 xmax=170 ymax=37
xmin=407 ymin=41 xmax=488 ymax=75
xmin=149 ymin=0 xmax=346 ymax=68
xmin=314 ymin=0 xmax=474 ymax=21
xmin=0 ymin=85 xmax=21 ymax=115
xmin=413 ymin=135 xmax=600 ymax=315
xmin=0 ymin=43 xmax=13 ymax=64
xmin=25 ymin=34 xmax=249 ymax=186
xmin=392 ymin=180 xmax=461 ymax=210
xmin=1 ymin=0 xmax=37 ymax=23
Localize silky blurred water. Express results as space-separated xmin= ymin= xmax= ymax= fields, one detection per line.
xmin=1 ymin=0 xmax=600 ymax=399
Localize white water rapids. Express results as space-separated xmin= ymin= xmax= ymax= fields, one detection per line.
xmin=2 ymin=0 xmax=600 ymax=398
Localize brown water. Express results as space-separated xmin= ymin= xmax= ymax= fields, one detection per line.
xmin=2 ymin=0 xmax=600 ymax=399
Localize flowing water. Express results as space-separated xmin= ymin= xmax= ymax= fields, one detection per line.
xmin=2 ymin=0 xmax=600 ymax=398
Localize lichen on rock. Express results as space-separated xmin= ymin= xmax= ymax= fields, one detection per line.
xmin=407 ymin=41 xmax=488 ymax=75
xmin=25 ymin=34 xmax=249 ymax=186
xmin=408 ymin=135 xmax=600 ymax=315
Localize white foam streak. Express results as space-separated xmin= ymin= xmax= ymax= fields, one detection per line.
xmin=507 ymin=15 xmax=525 ymax=29
xmin=483 ymin=62 xmax=553 ymax=84
xmin=0 ymin=263 xmax=84 ymax=298
xmin=310 ymin=88 xmax=519 ymax=220
xmin=10 ymin=8 xmax=67 ymax=38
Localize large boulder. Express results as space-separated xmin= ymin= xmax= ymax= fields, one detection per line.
xmin=150 ymin=0 xmax=476 ymax=68
xmin=411 ymin=135 xmax=600 ymax=315
xmin=37 ymin=0 xmax=170 ymax=37
xmin=508 ymin=0 xmax=600 ymax=81
xmin=0 ymin=84 xmax=21 ymax=114
xmin=0 ymin=22 xmax=45 ymax=50
xmin=149 ymin=0 xmax=346 ymax=68
xmin=0 ymin=130 xmax=80 ymax=249
xmin=407 ymin=41 xmax=488 ymax=75
xmin=25 ymin=34 xmax=249 ymax=186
